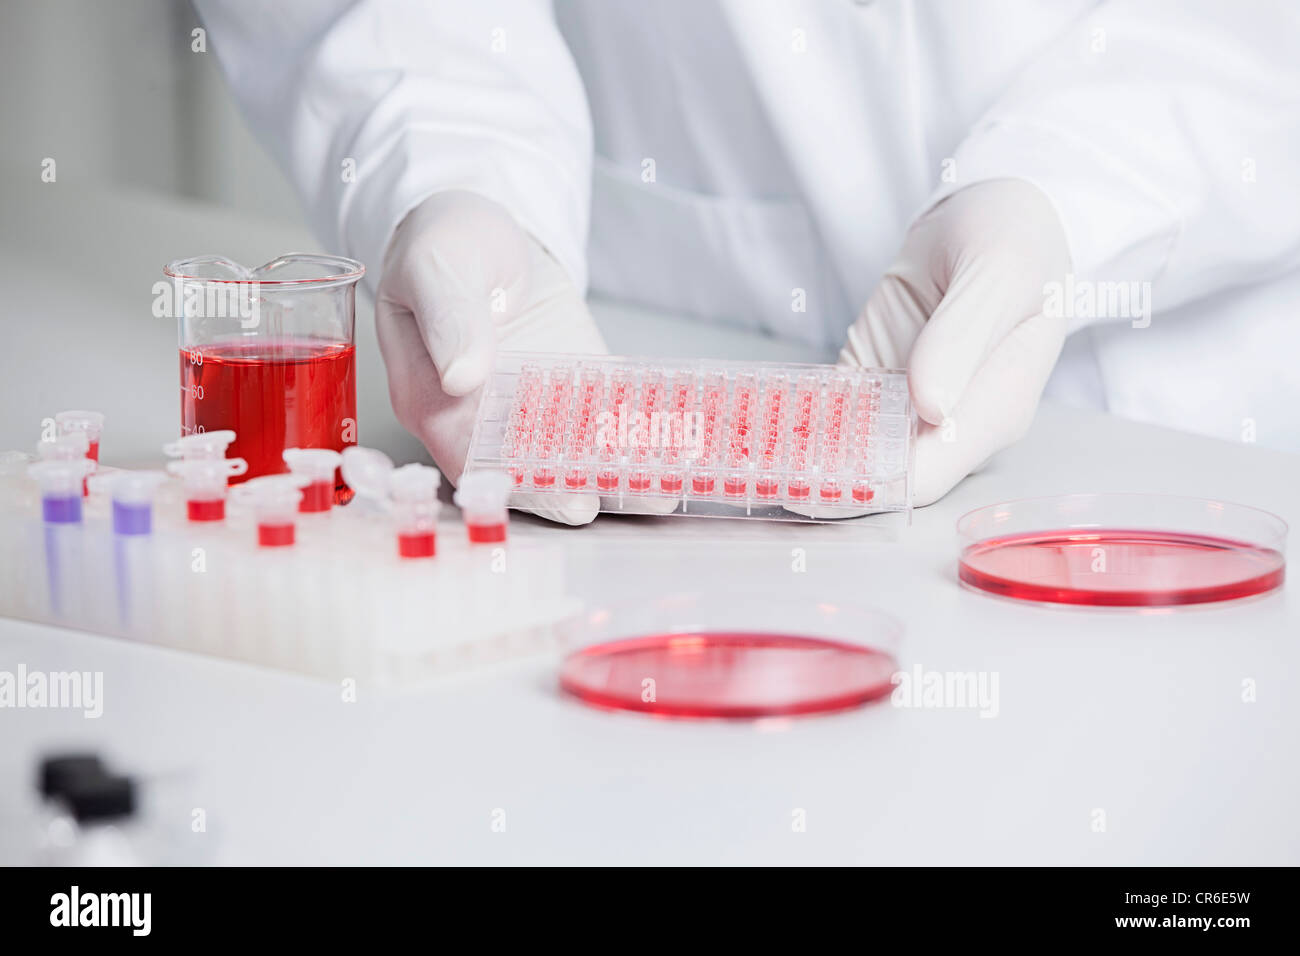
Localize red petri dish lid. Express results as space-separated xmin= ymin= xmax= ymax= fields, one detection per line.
xmin=561 ymin=595 xmax=902 ymax=719
xmin=561 ymin=628 xmax=899 ymax=720
xmin=957 ymin=493 xmax=1287 ymax=608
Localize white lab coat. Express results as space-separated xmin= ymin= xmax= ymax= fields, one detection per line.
xmin=196 ymin=0 xmax=1300 ymax=451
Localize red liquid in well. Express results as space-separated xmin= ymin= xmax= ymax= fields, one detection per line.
xmin=755 ymin=477 xmax=779 ymax=499
xmin=299 ymin=480 xmax=333 ymax=513
xmin=258 ymin=521 xmax=295 ymax=548
xmin=187 ymin=498 xmax=225 ymax=522
xmin=86 ymin=440 xmax=100 ymax=462
xmin=959 ymin=528 xmax=1285 ymax=607
xmin=596 ymin=472 xmax=619 ymax=493
xmin=180 ymin=340 xmax=356 ymax=503
xmin=467 ymin=522 xmax=507 ymax=544
xmin=852 ymin=484 xmax=874 ymax=504
xmin=691 ymin=475 xmax=715 ymax=496
xmin=565 ymin=472 xmax=588 ymax=490
xmin=660 ymin=474 xmax=683 ymax=494
xmin=560 ymin=631 xmax=898 ymax=719
xmin=628 ymin=473 xmax=651 ymax=493
xmin=723 ymin=476 xmax=747 ymax=497
xmin=398 ymin=531 xmax=436 ymax=558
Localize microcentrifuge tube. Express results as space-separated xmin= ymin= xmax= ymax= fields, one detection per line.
xmin=88 ymin=470 xmax=168 ymax=627
xmin=29 ymin=459 xmax=96 ymax=620
xmin=231 ymin=475 xmax=309 ymax=547
xmin=341 ymin=448 xmax=442 ymax=557
xmin=36 ymin=433 xmax=94 ymax=496
xmin=88 ymin=470 xmax=168 ymax=536
xmin=166 ymin=457 xmax=246 ymax=521
xmin=390 ymin=464 xmax=441 ymax=558
xmin=29 ymin=459 xmax=95 ymax=524
xmin=283 ymin=448 xmax=344 ymax=513
xmin=54 ymin=411 xmax=105 ymax=463
xmin=454 ymin=470 xmax=512 ymax=544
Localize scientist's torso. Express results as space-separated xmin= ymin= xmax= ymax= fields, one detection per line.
xmin=554 ymin=0 xmax=1300 ymax=450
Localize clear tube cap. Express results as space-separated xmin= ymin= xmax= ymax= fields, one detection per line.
xmin=28 ymin=459 xmax=95 ymax=497
xmin=166 ymin=457 xmax=247 ymax=497
xmin=340 ymin=446 xmax=395 ymax=501
xmin=164 ymin=430 xmax=237 ymax=459
xmin=0 ymin=451 xmax=35 ymax=476
xmin=55 ymin=410 xmax=105 ymax=439
xmin=230 ymin=474 xmax=308 ymax=517
xmin=454 ymin=469 xmax=512 ymax=512
xmin=37 ymin=432 xmax=90 ymax=460
xmin=283 ymin=447 xmax=343 ymax=481
xmin=389 ymin=463 xmax=441 ymax=501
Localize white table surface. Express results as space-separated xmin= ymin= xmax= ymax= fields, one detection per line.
xmin=0 ymin=177 xmax=1296 ymax=865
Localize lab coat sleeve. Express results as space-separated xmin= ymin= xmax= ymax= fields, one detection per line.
xmin=193 ymin=0 xmax=593 ymax=292
xmin=927 ymin=0 xmax=1300 ymax=321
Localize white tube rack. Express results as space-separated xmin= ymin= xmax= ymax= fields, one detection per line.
xmin=0 ymin=471 xmax=580 ymax=688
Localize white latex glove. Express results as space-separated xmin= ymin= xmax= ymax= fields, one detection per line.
xmin=840 ymin=179 xmax=1071 ymax=506
xmin=375 ymin=190 xmax=607 ymax=525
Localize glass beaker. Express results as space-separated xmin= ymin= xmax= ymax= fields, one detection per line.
xmin=165 ymin=254 xmax=364 ymax=502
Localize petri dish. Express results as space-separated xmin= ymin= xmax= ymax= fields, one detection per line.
xmin=957 ymin=493 xmax=1287 ymax=607
xmin=559 ymin=593 xmax=901 ymax=719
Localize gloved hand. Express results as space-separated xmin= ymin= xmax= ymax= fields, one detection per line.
xmin=840 ymin=179 xmax=1071 ymax=505
xmin=375 ymin=190 xmax=606 ymax=525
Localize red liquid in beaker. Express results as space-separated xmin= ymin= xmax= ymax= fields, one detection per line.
xmin=180 ymin=340 xmax=356 ymax=503
xmin=958 ymin=528 xmax=1285 ymax=607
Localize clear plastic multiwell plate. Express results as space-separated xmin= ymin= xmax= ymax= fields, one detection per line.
xmin=466 ymin=352 xmax=916 ymax=522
